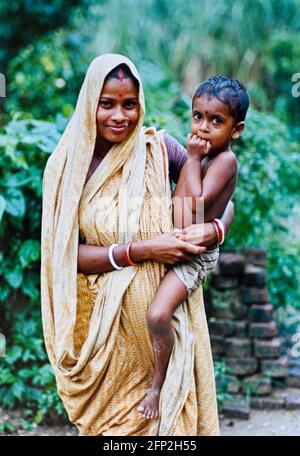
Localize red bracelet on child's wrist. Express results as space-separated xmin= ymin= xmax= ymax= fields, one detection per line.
xmin=213 ymin=218 xmax=225 ymax=245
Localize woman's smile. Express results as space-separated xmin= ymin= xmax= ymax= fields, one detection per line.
xmin=106 ymin=124 xmax=128 ymax=132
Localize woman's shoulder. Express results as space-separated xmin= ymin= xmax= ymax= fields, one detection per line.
xmin=162 ymin=132 xmax=187 ymax=183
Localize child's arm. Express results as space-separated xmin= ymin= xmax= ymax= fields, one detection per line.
xmin=173 ymin=135 xmax=238 ymax=227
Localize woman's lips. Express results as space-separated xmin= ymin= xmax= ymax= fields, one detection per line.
xmin=107 ymin=125 xmax=128 ymax=132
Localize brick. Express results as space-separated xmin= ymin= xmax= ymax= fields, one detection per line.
xmin=240 ymin=248 xmax=266 ymax=267
xmin=241 ymin=287 xmax=269 ymax=304
xmin=261 ymin=357 xmax=288 ymax=378
xmin=249 ymin=321 xmax=277 ymax=338
xmin=219 ymin=253 xmax=246 ymax=276
xmin=222 ymin=396 xmax=250 ymax=420
xmin=226 ymin=376 xmax=241 ymax=394
xmin=254 ymin=338 xmax=282 ymax=358
xmin=242 ymin=375 xmax=272 ymax=396
xmin=249 ymin=304 xmax=273 ymax=323
xmin=213 ymin=306 xmax=235 ymax=320
xmin=212 ymin=275 xmax=240 ymax=290
xmin=251 ymin=397 xmax=285 ymax=410
xmin=232 ymin=321 xmax=248 ymax=337
xmin=208 ymin=318 xmax=235 ymax=337
xmin=286 ymin=367 xmax=300 ymax=388
xmin=231 ymin=301 xmax=249 ymax=320
xmin=210 ymin=335 xmax=225 ymax=356
xmin=226 ymin=358 xmax=258 ymax=376
xmin=242 ymin=265 xmax=267 ymax=288
xmin=211 ymin=290 xmax=240 ymax=319
xmin=225 ymin=338 xmax=252 ymax=358
xmin=285 ymin=395 xmax=300 ymax=410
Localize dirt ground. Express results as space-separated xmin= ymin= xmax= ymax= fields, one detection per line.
xmin=220 ymin=410 xmax=300 ymax=436
xmin=1 ymin=407 xmax=300 ymax=436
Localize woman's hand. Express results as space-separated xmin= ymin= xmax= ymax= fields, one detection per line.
xmin=179 ymin=222 xmax=217 ymax=247
xmin=142 ymin=232 xmax=207 ymax=265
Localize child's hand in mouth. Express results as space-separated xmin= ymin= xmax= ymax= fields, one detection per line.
xmin=186 ymin=133 xmax=212 ymax=159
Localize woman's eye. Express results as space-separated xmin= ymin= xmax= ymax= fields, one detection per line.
xmin=99 ymin=100 xmax=112 ymax=108
xmin=125 ymin=101 xmax=137 ymax=109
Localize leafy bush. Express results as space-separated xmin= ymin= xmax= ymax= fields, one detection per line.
xmin=6 ymin=32 xmax=88 ymax=121
xmin=0 ymin=117 xmax=68 ymax=423
xmin=0 ymin=311 xmax=67 ymax=424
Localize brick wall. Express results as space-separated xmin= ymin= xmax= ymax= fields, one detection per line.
xmin=205 ymin=248 xmax=300 ymax=418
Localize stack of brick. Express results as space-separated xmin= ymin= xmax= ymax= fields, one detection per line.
xmin=207 ymin=248 xmax=294 ymax=418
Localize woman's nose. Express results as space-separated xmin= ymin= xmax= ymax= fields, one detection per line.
xmin=111 ymin=108 xmax=128 ymax=123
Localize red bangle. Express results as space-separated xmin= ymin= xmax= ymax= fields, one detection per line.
xmin=124 ymin=241 xmax=137 ymax=266
xmin=213 ymin=219 xmax=225 ymax=245
xmin=211 ymin=221 xmax=220 ymax=245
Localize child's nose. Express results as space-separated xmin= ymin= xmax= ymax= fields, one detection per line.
xmin=199 ymin=120 xmax=209 ymax=132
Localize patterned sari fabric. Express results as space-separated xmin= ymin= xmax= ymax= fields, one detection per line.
xmin=41 ymin=54 xmax=220 ymax=436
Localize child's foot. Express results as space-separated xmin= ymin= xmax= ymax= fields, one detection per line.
xmin=137 ymin=387 xmax=160 ymax=419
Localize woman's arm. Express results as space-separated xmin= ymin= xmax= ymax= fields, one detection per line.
xmin=78 ymin=233 xmax=207 ymax=274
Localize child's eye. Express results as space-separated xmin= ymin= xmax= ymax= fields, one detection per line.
xmin=193 ymin=112 xmax=202 ymax=120
xmin=212 ymin=116 xmax=222 ymax=125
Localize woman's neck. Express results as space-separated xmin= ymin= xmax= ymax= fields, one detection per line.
xmin=93 ymin=136 xmax=113 ymax=160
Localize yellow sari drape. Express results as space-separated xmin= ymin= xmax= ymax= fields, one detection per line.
xmin=40 ymin=54 xmax=219 ymax=436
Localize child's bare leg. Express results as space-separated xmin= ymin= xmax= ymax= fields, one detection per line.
xmin=137 ymin=270 xmax=187 ymax=419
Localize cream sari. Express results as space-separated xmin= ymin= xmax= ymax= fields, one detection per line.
xmin=40 ymin=54 xmax=219 ymax=436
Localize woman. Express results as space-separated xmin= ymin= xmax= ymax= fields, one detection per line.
xmin=41 ymin=54 xmax=234 ymax=436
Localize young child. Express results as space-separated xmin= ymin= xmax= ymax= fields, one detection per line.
xmin=137 ymin=76 xmax=249 ymax=419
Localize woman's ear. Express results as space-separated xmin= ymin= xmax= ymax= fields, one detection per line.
xmin=231 ymin=121 xmax=245 ymax=140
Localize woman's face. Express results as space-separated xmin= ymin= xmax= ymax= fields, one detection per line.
xmin=96 ymin=77 xmax=140 ymax=143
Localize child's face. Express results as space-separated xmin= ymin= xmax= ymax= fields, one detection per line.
xmin=191 ymin=94 xmax=244 ymax=153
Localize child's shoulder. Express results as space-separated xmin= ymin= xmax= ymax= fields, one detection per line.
xmin=210 ymin=149 xmax=238 ymax=169
xmin=204 ymin=149 xmax=238 ymax=177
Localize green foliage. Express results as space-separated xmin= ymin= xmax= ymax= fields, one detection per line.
xmin=263 ymin=33 xmax=300 ymax=124
xmin=0 ymin=118 xmax=64 ymax=305
xmin=6 ymin=32 xmax=89 ymax=121
xmin=228 ymin=110 xmax=300 ymax=309
xmin=0 ymin=420 xmax=16 ymax=435
xmin=0 ymin=0 xmax=91 ymax=71
xmin=0 ymin=311 xmax=67 ymax=424
xmin=0 ymin=117 xmax=68 ymax=424
xmin=214 ymin=361 xmax=232 ymax=408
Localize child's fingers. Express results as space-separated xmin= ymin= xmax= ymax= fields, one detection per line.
xmin=184 ymin=243 xmax=207 ymax=254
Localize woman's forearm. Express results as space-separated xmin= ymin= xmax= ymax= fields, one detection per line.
xmin=78 ymin=240 xmax=150 ymax=274
xmin=78 ymin=232 xmax=206 ymax=274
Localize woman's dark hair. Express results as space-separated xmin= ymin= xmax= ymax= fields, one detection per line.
xmin=105 ymin=63 xmax=139 ymax=92
xmin=192 ymin=75 xmax=249 ymax=122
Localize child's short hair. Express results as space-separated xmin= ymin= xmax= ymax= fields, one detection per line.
xmin=193 ymin=76 xmax=249 ymax=122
